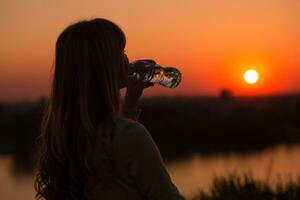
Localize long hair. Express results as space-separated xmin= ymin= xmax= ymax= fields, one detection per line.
xmin=34 ymin=18 xmax=127 ymax=200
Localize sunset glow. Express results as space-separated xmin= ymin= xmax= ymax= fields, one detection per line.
xmin=0 ymin=0 xmax=300 ymax=101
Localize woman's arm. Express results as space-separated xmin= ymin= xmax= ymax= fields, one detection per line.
xmin=120 ymin=71 xmax=153 ymax=121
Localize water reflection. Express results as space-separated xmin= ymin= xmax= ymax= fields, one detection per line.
xmin=1 ymin=145 xmax=300 ymax=200
xmin=167 ymin=145 xmax=300 ymax=199
xmin=0 ymin=156 xmax=35 ymax=200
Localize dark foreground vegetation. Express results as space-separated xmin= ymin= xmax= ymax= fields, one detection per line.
xmin=0 ymin=93 xmax=300 ymax=172
xmin=190 ymin=174 xmax=300 ymax=200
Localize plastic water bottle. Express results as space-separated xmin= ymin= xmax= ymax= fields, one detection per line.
xmin=129 ymin=59 xmax=181 ymax=88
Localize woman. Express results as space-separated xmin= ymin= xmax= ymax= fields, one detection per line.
xmin=35 ymin=18 xmax=185 ymax=200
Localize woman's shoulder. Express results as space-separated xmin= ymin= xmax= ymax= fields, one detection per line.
xmin=113 ymin=117 xmax=152 ymax=146
xmin=114 ymin=117 xmax=148 ymax=138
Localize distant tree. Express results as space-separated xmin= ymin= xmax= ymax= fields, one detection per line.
xmin=219 ymin=89 xmax=233 ymax=101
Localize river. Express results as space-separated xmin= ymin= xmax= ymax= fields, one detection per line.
xmin=1 ymin=145 xmax=300 ymax=199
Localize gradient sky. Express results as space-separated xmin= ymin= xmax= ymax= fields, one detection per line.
xmin=0 ymin=0 xmax=300 ymax=102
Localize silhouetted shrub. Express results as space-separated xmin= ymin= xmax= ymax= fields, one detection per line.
xmin=190 ymin=174 xmax=300 ymax=200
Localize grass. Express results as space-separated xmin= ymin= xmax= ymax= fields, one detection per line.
xmin=190 ymin=174 xmax=300 ymax=200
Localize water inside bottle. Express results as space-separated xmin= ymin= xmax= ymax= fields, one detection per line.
xmin=147 ymin=67 xmax=181 ymax=88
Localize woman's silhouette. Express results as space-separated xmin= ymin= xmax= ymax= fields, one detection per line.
xmin=34 ymin=18 xmax=185 ymax=200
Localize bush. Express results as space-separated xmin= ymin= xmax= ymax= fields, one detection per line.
xmin=191 ymin=174 xmax=300 ymax=200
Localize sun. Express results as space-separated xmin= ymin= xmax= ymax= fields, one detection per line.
xmin=244 ymin=69 xmax=259 ymax=84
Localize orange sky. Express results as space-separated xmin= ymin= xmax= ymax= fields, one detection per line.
xmin=0 ymin=0 xmax=300 ymax=102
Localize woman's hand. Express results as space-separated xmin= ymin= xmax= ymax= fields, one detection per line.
xmin=123 ymin=78 xmax=154 ymax=109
